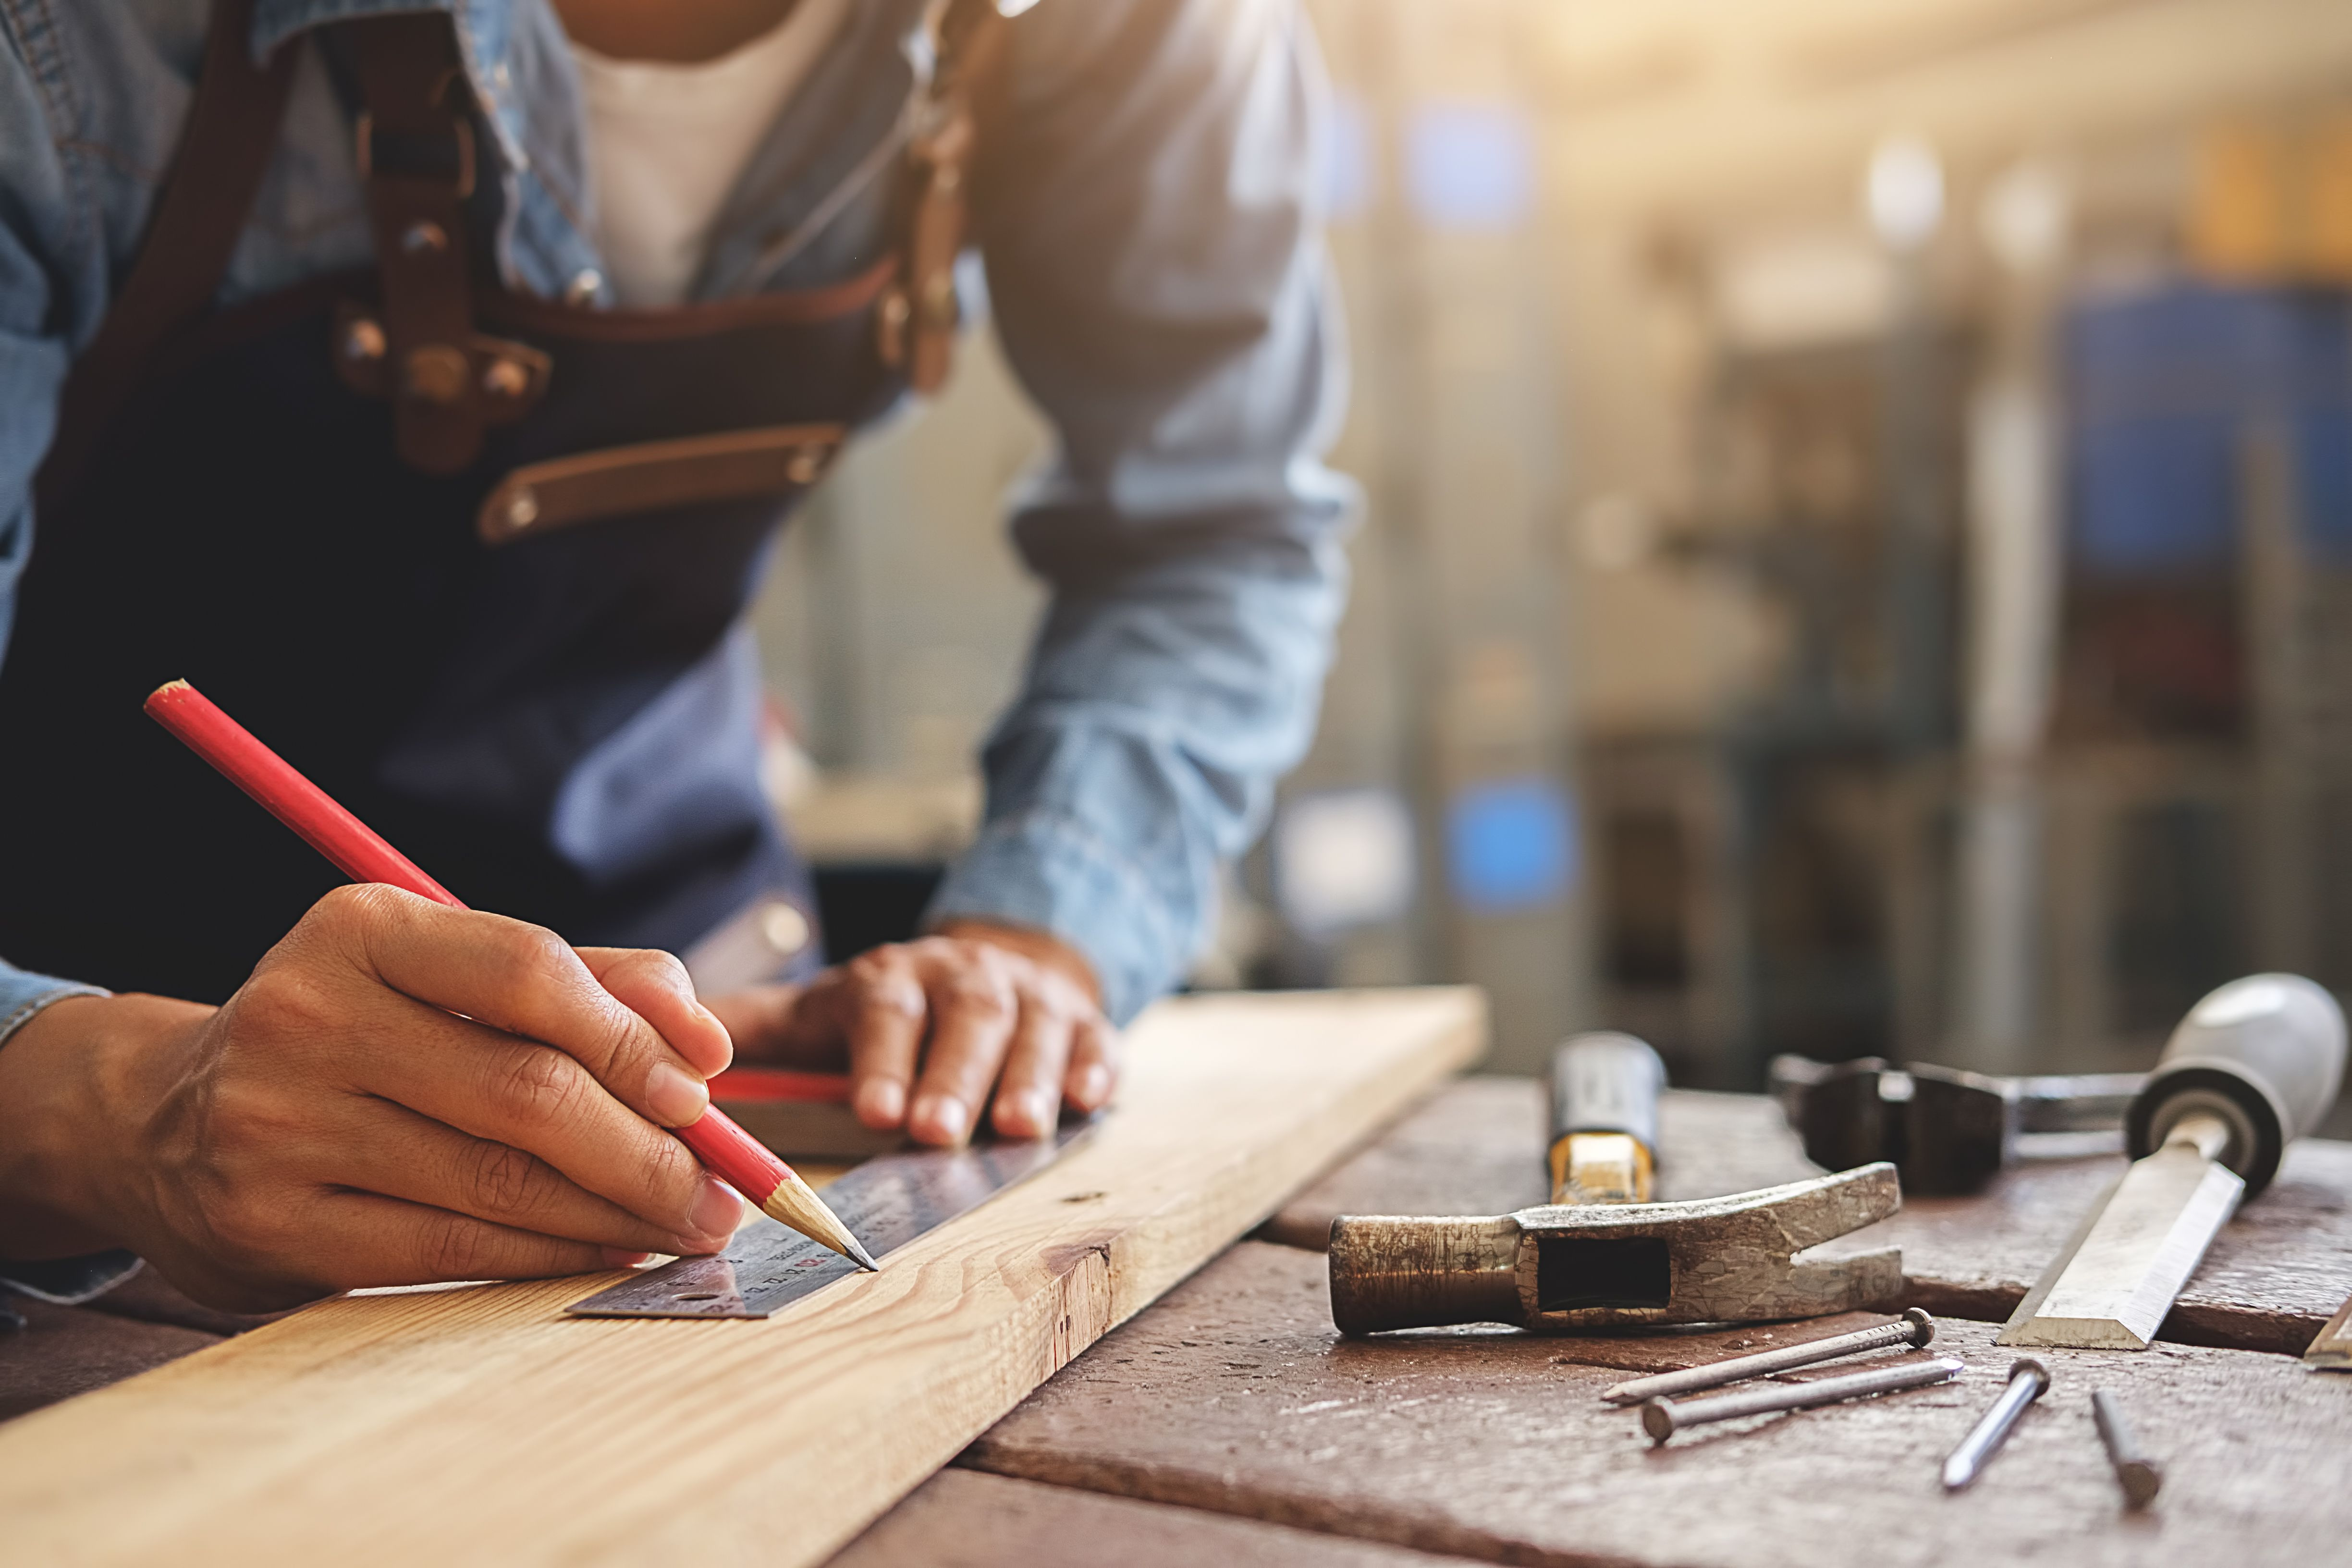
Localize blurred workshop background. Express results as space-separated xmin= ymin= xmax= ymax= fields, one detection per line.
xmin=753 ymin=0 xmax=2352 ymax=1101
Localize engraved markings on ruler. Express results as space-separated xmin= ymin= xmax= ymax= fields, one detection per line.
xmin=568 ymin=1121 xmax=1096 ymax=1320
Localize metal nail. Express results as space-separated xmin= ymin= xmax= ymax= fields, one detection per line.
xmin=1640 ymin=1355 xmax=1964 ymax=1445
xmin=2091 ymin=1389 xmax=2162 ymax=1509
xmin=1605 ymin=1309 xmax=1936 ymax=1405
xmin=1941 ymin=1357 xmax=2050 ymax=1491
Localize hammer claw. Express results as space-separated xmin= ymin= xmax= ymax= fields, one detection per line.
xmin=1330 ymin=1163 xmax=1906 ymax=1335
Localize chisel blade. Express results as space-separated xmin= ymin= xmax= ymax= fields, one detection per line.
xmin=2307 ymin=1293 xmax=2352 ymax=1370
xmin=1997 ymin=1140 xmax=2243 ymax=1350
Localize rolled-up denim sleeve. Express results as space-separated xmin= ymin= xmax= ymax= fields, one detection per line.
xmin=924 ymin=0 xmax=1354 ymax=1022
xmin=0 ymin=36 xmax=110 ymax=1036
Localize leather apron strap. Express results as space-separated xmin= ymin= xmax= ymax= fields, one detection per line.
xmin=33 ymin=0 xmax=300 ymax=517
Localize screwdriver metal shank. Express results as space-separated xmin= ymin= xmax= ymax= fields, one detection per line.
xmin=1640 ymin=1356 xmax=1964 ymax=1444
xmin=1604 ymin=1310 xmax=1936 ymax=1405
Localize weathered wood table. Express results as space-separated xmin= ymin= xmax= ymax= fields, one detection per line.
xmin=9 ymin=1068 xmax=2348 ymax=1565
xmin=828 ymin=1078 xmax=2352 ymax=1566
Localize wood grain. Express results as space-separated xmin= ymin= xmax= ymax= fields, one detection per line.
xmin=967 ymin=1239 xmax=2352 ymax=1568
xmin=1264 ymin=1077 xmax=2352 ymax=1353
xmin=0 ymin=988 xmax=1482 ymax=1568
xmin=828 ymin=1468 xmax=1494 ymax=1568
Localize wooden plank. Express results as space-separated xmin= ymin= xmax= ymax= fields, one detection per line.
xmin=1265 ymin=1077 xmax=2352 ymax=1353
xmin=0 ymin=988 xmax=1482 ymax=1568
xmin=828 ymin=1468 xmax=1493 ymax=1568
xmin=967 ymin=1239 xmax=2352 ymax=1568
xmin=1262 ymin=1081 xmax=1818 ymax=1250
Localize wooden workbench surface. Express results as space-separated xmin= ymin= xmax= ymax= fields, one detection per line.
xmin=955 ymin=1239 xmax=2349 ymax=1568
xmin=1263 ymin=1078 xmax=2352 ymax=1354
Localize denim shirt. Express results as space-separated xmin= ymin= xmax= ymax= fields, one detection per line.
xmin=0 ymin=0 xmax=1352 ymax=1030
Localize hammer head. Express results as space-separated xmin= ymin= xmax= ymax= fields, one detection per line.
xmin=1329 ymin=1164 xmax=1903 ymax=1335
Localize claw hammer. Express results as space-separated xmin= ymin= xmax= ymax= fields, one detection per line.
xmin=1330 ymin=1031 xmax=1904 ymax=1334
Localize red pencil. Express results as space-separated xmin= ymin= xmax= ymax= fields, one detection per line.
xmin=145 ymin=679 xmax=878 ymax=1273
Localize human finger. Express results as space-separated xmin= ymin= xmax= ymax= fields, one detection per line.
xmin=297 ymin=1188 xmax=642 ymax=1292
xmin=1064 ymin=1012 xmax=1121 ymax=1113
xmin=297 ymin=884 xmax=712 ymax=1131
xmin=576 ymin=947 xmax=734 ymax=1078
xmin=328 ymin=990 xmax=722 ymax=1244
xmin=311 ymin=1096 xmax=737 ymax=1255
xmin=906 ymin=942 xmax=1018 ymax=1147
xmin=838 ymin=947 xmax=929 ymax=1129
xmin=989 ymin=984 xmax=1075 ymax=1139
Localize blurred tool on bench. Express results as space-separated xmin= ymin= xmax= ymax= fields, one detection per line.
xmin=2308 ymin=1294 xmax=2352 ymax=1370
xmin=1329 ymin=1031 xmax=1903 ymax=1334
xmin=2002 ymin=974 xmax=2346 ymax=1350
xmin=1771 ymin=1054 xmax=2143 ymax=1195
xmin=1547 ymin=1033 xmax=1666 ymax=1204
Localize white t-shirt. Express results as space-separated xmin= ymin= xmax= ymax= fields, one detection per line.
xmin=570 ymin=0 xmax=850 ymax=307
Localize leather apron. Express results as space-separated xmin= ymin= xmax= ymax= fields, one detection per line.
xmin=0 ymin=0 xmax=999 ymax=1004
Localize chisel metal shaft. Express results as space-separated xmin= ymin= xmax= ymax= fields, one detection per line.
xmin=1604 ymin=1310 xmax=1936 ymax=1405
xmin=1640 ymin=1356 xmax=1963 ymax=1445
xmin=1941 ymin=1358 xmax=2049 ymax=1491
xmin=2091 ymin=1389 xmax=2162 ymax=1508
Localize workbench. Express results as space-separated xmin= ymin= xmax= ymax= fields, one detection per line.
xmin=7 ymin=1065 xmax=2349 ymax=1565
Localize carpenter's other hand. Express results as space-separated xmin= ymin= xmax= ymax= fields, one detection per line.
xmin=705 ymin=923 xmax=1116 ymax=1147
xmin=0 ymin=885 xmax=739 ymax=1311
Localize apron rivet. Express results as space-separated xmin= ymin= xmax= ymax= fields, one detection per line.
xmin=341 ymin=317 xmax=386 ymax=365
xmin=402 ymin=345 xmax=470 ymax=404
xmin=482 ymin=357 xmax=532 ymax=400
xmin=400 ymin=220 xmax=449 ymax=256
xmin=760 ymin=904 xmax=811 ymax=956
xmin=565 ymin=270 xmax=604 ymax=306
xmin=786 ymin=445 xmax=825 ymax=485
xmin=504 ymin=487 xmax=540 ymax=529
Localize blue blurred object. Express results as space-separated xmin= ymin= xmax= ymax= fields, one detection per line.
xmin=1446 ymin=777 xmax=1576 ymax=913
xmin=2067 ymin=284 xmax=2352 ymax=574
xmin=1403 ymin=100 xmax=1533 ymax=232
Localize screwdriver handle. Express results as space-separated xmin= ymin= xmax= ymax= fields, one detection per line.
xmin=1547 ymin=1032 xmax=1665 ymax=1203
xmin=2128 ymin=973 xmax=2346 ymax=1198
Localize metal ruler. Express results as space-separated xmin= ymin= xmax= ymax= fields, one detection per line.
xmin=567 ymin=1120 xmax=1095 ymax=1319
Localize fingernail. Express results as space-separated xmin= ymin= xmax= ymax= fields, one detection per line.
xmin=601 ymin=1248 xmax=652 ymax=1269
xmin=856 ymin=1078 xmax=906 ymax=1128
xmin=914 ymin=1094 xmax=969 ymax=1145
xmin=997 ymin=1090 xmax=1053 ymax=1136
xmin=1076 ymin=1064 xmax=1113 ymax=1107
xmin=689 ymin=1176 xmax=743 ymax=1241
xmin=646 ymin=1061 xmax=710 ymax=1127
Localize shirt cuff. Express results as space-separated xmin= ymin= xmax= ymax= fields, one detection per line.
xmin=924 ymin=809 xmax=1185 ymax=1026
xmin=0 ymin=1251 xmax=143 ymax=1306
xmin=0 ymin=965 xmax=108 ymax=1049
xmin=0 ymin=968 xmax=134 ymax=1308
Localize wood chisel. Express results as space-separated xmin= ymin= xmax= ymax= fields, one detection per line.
xmin=1999 ymin=973 xmax=2346 ymax=1351
xmin=1547 ymin=1032 xmax=1667 ymax=1204
xmin=2307 ymin=1293 xmax=2352 ymax=1370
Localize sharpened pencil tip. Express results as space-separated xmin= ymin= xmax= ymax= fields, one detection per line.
xmin=846 ymin=1236 xmax=881 ymax=1272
